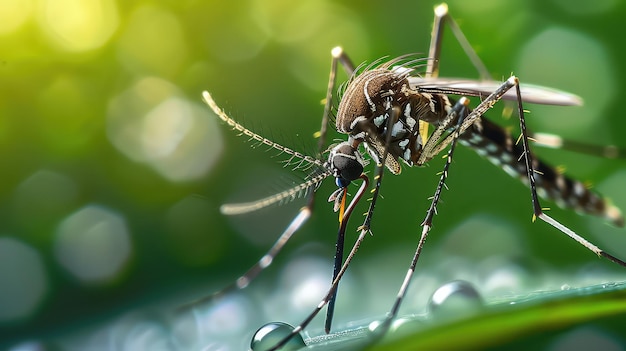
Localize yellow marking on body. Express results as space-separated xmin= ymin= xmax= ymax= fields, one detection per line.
xmin=420 ymin=121 xmax=431 ymax=150
xmin=338 ymin=188 xmax=347 ymax=223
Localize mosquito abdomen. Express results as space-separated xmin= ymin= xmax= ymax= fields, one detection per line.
xmin=460 ymin=117 xmax=624 ymax=227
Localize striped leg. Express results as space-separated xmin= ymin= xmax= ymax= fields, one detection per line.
xmin=267 ymin=174 xmax=370 ymax=351
xmin=268 ymin=104 xmax=404 ymax=351
xmin=180 ymin=47 xmax=356 ymax=311
xmin=426 ymin=3 xmax=491 ymax=80
xmin=377 ymin=97 xmax=472 ymax=335
xmin=507 ymin=81 xmax=626 ymax=266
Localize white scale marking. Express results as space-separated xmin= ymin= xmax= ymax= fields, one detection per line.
xmin=484 ymin=143 xmax=498 ymax=153
xmin=404 ymin=104 xmax=412 ymax=118
xmin=406 ymin=116 xmax=416 ymax=129
xmin=374 ymin=114 xmax=386 ymax=127
xmin=350 ymin=115 xmax=367 ymax=130
xmin=502 ymin=164 xmax=517 ymax=178
xmin=385 ymin=99 xmax=391 ymax=110
xmin=363 ymin=78 xmax=376 ymax=112
xmin=487 ymin=156 xmax=501 ymax=166
xmin=391 ymin=121 xmax=405 ymax=137
xmin=353 ymin=131 xmax=365 ymax=140
xmin=403 ymin=148 xmax=411 ymax=161
xmin=574 ymin=181 xmax=585 ymax=197
xmin=555 ymin=175 xmax=566 ymax=192
xmin=500 ymin=153 xmax=513 ymax=163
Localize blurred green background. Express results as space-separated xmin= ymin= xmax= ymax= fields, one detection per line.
xmin=1 ymin=0 xmax=626 ymax=349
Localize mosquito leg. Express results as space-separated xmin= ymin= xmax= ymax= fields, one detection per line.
xmin=370 ymin=98 xmax=471 ymax=337
xmin=425 ymin=3 xmax=446 ymax=78
xmin=426 ymin=3 xmax=491 ymax=80
xmin=191 ymin=46 xmax=358 ymax=314
xmin=268 ymin=174 xmax=370 ymax=351
xmin=418 ymin=76 xmax=519 ymax=166
xmin=270 ymin=105 xmax=401 ymax=349
xmin=532 ymin=132 xmax=626 ymax=159
xmin=178 ymin=206 xmax=313 ymax=311
xmin=180 ymin=93 xmax=332 ymax=312
xmin=422 ymin=98 xmax=471 ymax=229
xmin=276 ymin=104 xmax=402 ymax=347
xmin=319 ymin=46 xmax=363 ymax=333
xmin=510 ymin=81 xmax=626 ymax=267
xmin=317 ymin=47 xmax=356 ymax=157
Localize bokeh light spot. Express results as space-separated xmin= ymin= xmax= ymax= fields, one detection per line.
xmin=205 ymin=7 xmax=268 ymax=63
xmin=55 ymin=205 xmax=131 ymax=284
xmin=116 ymin=5 xmax=188 ymax=77
xmin=106 ymin=77 xmax=223 ymax=182
xmin=0 ymin=237 xmax=48 ymax=323
xmin=38 ymin=0 xmax=119 ymax=52
xmin=250 ymin=0 xmax=329 ymax=44
xmin=283 ymin=3 xmax=368 ymax=91
xmin=7 ymin=341 xmax=46 ymax=351
xmin=181 ymin=293 xmax=255 ymax=349
xmin=277 ymin=256 xmax=333 ymax=313
xmin=516 ymin=27 xmax=615 ymax=136
xmin=0 ymin=0 xmax=34 ymax=35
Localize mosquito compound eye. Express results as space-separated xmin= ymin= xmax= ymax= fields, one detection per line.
xmin=329 ymin=142 xmax=364 ymax=185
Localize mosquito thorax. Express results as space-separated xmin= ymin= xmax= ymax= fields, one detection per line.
xmin=335 ymin=67 xmax=449 ymax=169
xmin=336 ymin=69 xmax=410 ymax=138
xmin=327 ymin=141 xmax=364 ymax=187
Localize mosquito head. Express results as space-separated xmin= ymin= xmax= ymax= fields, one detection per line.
xmin=327 ymin=141 xmax=364 ymax=188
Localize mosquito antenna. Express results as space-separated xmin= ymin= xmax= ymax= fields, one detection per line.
xmin=220 ymin=171 xmax=331 ymax=215
xmin=202 ymin=91 xmax=326 ymax=170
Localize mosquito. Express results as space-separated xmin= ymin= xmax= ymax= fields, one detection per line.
xmin=193 ymin=3 xmax=625 ymax=350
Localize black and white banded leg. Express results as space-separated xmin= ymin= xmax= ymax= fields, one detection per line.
xmin=178 ymin=48 xmax=359 ymax=310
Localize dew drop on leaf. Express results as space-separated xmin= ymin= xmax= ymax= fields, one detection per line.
xmin=428 ymin=280 xmax=483 ymax=319
xmin=250 ymin=322 xmax=305 ymax=351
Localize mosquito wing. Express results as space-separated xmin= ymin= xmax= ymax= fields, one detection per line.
xmin=409 ymin=77 xmax=583 ymax=106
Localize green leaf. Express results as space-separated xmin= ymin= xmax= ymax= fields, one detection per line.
xmin=298 ymin=282 xmax=626 ymax=350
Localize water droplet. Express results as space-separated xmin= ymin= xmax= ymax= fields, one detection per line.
xmin=368 ymin=319 xmax=382 ymax=333
xmin=389 ymin=316 xmax=424 ymax=336
xmin=250 ymin=322 xmax=305 ymax=351
xmin=428 ymin=280 xmax=483 ymax=319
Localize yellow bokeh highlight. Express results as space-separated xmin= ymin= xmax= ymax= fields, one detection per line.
xmin=116 ymin=5 xmax=188 ymax=77
xmin=0 ymin=0 xmax=34 ymax=35
xmin=38 ymin=0 xmax=119 ymax=52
